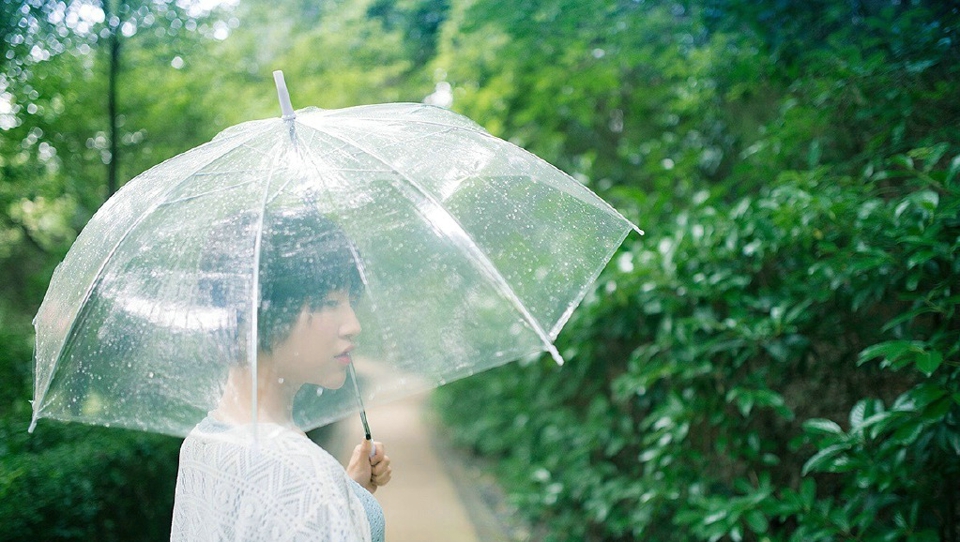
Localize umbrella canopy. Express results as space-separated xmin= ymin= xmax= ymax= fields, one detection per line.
xmin=30 ymin=73 xmax=640 ymax=438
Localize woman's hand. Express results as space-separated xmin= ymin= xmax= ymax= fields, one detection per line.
xmin=347 ymin=439 xmax=392 ymax=494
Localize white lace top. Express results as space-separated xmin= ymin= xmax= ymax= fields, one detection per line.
xmin=171 ymin=417 xmax=382 ymax=542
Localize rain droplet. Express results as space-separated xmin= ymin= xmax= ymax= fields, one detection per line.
xmin=277 ymin=378 xmax=285 ymax=384
xmin=316 ymin=388 xmax=324 ymax=397
xmin=147 ymin=371 xmax=154 ymax=378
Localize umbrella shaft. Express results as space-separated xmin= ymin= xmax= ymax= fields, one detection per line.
xmin=358 ymin=407 xmax=372 ymax=441
xmin=347 ymin=363 xmax=372 ymax=440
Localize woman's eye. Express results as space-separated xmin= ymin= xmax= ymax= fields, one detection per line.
xmin=316 ymin=292 xmax=350 ymax=311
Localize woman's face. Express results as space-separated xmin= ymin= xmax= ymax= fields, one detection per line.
xmin=270 ymin=290 xmax=361 ymax=390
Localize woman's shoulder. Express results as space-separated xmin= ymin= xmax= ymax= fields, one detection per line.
xmin=183 ymin=419 xmax=345 ymax=482
xmin=262 ymin=428 xmax=345 ymax=478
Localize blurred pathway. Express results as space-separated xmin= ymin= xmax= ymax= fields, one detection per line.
xmin=323 ymin=391 xmax=512 ymax=541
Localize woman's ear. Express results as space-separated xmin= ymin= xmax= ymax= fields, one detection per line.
xmin=296 ymin=306 xmax=314 ymax=328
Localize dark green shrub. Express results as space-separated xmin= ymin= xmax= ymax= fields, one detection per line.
xmin=0 ymin=418 xmax=180 ymax=542
xmin=436 ymin=148 xmax=959 ymax=541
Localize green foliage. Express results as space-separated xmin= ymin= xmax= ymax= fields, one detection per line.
xmin=0 ymin=419 xmax=181 ymax=542
xmin=1 ymin=3 xmax=231 ymax=539
xmin=434 ymin=2 xmax=959 ymax=539
xmin=3 ymin=0 xmax=959 ymax=539
xmin=438 ymin=149 xmax=959 ymax=540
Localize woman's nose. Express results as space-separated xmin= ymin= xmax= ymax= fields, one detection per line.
xmin=340 ymin=305 xmax=361 ymax=338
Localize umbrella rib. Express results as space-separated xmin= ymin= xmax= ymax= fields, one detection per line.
xmin=245 ymin=127 xmax=299 ymax=435
xmin=319 ymin=105 xmax=494 ymax=136
xmin=295 ymin=128 xmax=400 ymax=390
xmin=307 ymin=123 xmax=459 ymax=163
xmin=316 ymin=113 xmax=642 ymax=234
xmin=246 ymin=147 xmax=282 ymax=435
xmin=155 ymin=179 xmax=260 ymax=206
xmin=30 ymin=123 xmax=277 ymax=428
xmin=191 ymin=169 xmax=275 ymax=177
xmin=313 ymin=106 xmax=638 ymax=233
xmin=300 ymin=123 xmax=565 ymax=365
xmin=326 ymin=112 xmax=644 ymax=342
xmin=275 ymin=126 xmax=397 ymax=435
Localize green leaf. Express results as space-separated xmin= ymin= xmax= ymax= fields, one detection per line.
xmin=860 ymin=411 xmax=896 ymax=439
xmin=850 ymin=398 xmax=885 ymax=432
xmin=911 ymin=384 xmax=948 ymax=407
xmin=946 ymin=432 xmax=960 ymax=455
xmin=882 ymin=307 xmax=933 ymax=332
xmin=914 ymin=190 xmax=939 ymax=212
xmin=802 ymin=443 xmax=850 ymax=475
xmin=849 ymin=400 xmax=868 ymax=429
xmin=858 ymin=340 xmax=924 ymax=368
xmin=915 ymin=350 xmax=943 ymax=375
xmin=908 ymin=143 xmax=949 ymax=170
xmin=922 ymin=396 xmax=954 ymax=421
xmin=946 ymin=154 xmax=960 ymax=183
xmin=906 ymin=249 xmax=937 ymax=269
xmin=800 ymin=479 xmax=816 ymax=507
xmin=891 ymin=419 xmax=926 ymax=445
xmin=802 ymin=418 xmax=843 ymax=435
xmin=745 ymin=510 xmax=769 ymax=534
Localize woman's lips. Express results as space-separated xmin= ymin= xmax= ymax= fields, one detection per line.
xmin=335 ymin=351 xmax=353 ymax=366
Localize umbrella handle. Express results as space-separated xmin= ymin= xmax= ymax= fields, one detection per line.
xmin=369 ymin=440 xmax=377 ymax=459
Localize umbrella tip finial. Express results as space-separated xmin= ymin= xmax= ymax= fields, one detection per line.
xmin=273 ymin=70 xmax=296 ymax=120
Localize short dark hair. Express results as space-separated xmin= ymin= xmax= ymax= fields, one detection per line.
xmin=256 ymin=207 xmax=364 ymax=353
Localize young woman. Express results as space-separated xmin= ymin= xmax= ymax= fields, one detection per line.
xmin=171 ymin=206 xmax=391 ymax=542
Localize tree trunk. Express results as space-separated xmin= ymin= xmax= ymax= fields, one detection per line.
xmin=106 ymin=0 xmax=122 ymax=198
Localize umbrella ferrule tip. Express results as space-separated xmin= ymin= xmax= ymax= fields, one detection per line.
xmin=272 ymin=70 xmax=296 ymax=120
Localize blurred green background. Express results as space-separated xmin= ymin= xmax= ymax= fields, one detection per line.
xmin=2 ymin=0 xmax=958 ymax=540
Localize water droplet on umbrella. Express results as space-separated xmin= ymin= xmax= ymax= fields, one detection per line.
xmin=316 ymin=388 xmax=324 ymax=397
xmin=277 ymin=377 xmax=284 ymax=384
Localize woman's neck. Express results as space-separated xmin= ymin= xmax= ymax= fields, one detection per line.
xmin=213 ymin=361 xmax=299 ymax=427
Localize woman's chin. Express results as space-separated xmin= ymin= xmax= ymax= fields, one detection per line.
xmin=317 ymin=372 xmax=348 ymax=390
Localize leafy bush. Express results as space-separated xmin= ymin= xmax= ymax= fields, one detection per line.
xmin=0 ymin=418 xmax=180 ymax=542
xmin=436 ymin=148 xmax=959 ymax=541
xmin=434 ymin=1 xmax=958 ymax=540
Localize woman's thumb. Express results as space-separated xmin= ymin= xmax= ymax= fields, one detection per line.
xmin=359 ymin=437 xmax=378 ymax=459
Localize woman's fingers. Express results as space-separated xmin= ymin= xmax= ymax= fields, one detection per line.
xmin=372 ymin=468 xmax=392 ymax=486
xmin=368 ymin=442 xmax=391 ymax=487
xmin=369 ymin=441 xmax=386 ymax=465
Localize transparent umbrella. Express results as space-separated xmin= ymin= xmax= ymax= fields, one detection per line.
xmin=30 ymin=72 xmax=641 ymax=439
